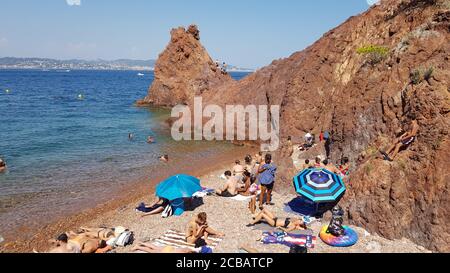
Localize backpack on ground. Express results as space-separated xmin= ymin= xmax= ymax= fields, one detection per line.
xmin=161 ymin=204 xmax=173 ymax=218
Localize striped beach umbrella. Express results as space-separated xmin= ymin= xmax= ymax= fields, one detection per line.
xmin=293 ymin=168 xmax=346 ymax=203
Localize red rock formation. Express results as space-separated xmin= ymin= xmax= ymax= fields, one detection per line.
xmin=142 ymin=0 xmax=449 ymax=251
xmin=137 ymin=24 xmax=232 ymax=107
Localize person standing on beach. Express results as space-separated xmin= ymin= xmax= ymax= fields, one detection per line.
xmin=257 ymin=154 xmax=277 ymax=208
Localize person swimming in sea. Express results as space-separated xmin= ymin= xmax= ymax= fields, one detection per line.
xmin=0 ymin=158 xmax=6 ymax=173
xmin=128 ymin=133 xmax=134 ymax=141
xmin=146 ymin=136 xmax=155 ymax=144
xmin=159 ymin=154 xmax=169 ymax=163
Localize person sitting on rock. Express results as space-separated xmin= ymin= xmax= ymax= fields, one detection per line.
xmin=0 ymin=158 xmax=6 ymax=173
xmin=379 ymin=119 xmax=420 ymax=161
xmin=323 ymin=159 xmax=340 ymax=174
xmin=339 ymin=157 xmax=350 ymax=177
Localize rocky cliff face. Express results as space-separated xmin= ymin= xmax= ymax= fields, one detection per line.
xmin=137 ymin=25 xmax=233 ymax=107
xmin=142 ymin=0 xmax=449 ymax=251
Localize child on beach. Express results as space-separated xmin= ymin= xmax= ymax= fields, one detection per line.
xmin=257 ymin=154 xmax=277 ymax=208
xmin=186 ymin=212 xmax=224 ymax=246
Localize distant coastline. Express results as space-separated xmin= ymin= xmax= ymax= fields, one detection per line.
xmin=0 ymin=57 xmax=255 ymax=72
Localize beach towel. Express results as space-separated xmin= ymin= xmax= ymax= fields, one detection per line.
xmin=261 ymin=231 xmax=316 ymax=248
xmin=229 ymin=191 xmax=261 ymax=201
xmin=253 ymin=222 xmax=315 ymax=233
xmin=193 ymin=188 xmax=215 ymax=198
xmin=153 ymin=230 xmax=223 ymax=251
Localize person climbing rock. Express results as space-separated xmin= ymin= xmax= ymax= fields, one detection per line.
xmin=379 ymin=119 xmax=420 ymax=161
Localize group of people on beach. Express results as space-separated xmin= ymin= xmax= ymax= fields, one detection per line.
xmin=215 ymin=152 xmax=277 ymax=209
xmin=300 ymin=156 xmax=350 ymax=178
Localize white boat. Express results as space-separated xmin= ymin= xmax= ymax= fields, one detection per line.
xmin=137 ymin=73 xmax=144 ymax=76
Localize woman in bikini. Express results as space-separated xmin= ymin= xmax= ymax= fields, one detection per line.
xmin=247 ymin=208 xmax=306 ymax=232
xmin=138 ymin=197 xmax=170 ymax=218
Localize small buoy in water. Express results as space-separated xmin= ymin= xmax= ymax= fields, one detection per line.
xmin=5 ymin=89 xmax=10 ymax=93
xmin=78 ymin=94 xmax=84 ymax=100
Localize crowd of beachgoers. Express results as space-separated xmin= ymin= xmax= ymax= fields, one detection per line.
xmin=1 ymin=122 xmax=424 ymax=254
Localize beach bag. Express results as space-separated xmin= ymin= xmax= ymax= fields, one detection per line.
xmin=161 ymin=204 xmax=173 ymax=218
xmin=114 ymin=231 xmax=133 ymax=247
xmin=107 ymin=231 xmax=133 ymax=248
xmin=289 ymin=245 xmax=308 ymax=254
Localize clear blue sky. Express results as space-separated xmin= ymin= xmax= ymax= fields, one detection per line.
xmin=0 ymin=0 xmax=374 ymax=68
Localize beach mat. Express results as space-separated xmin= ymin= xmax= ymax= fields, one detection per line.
xmin=253 ymin=223 xmax=314 ymax=236
xmin=153 ymin=229 xmax=223 ymax=251
xmin=230 ymin=194 xmax=256 ymax=201
xmin=261 ymin=231 xmax=317 ymax=248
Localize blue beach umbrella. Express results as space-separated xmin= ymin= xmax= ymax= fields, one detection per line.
xmin=156 ymin=174 xmax=202 ymax=201
xmin=293 ymin=168 xmax=346 ymax=203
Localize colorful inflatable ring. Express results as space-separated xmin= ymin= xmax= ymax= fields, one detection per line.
xmin=319 ymin=225 xmax=358 ymax=247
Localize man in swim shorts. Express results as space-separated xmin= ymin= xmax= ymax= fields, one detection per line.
xmin=215 ymin=171 xmax=239 ymax=197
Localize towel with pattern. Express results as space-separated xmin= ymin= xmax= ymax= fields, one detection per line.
xmin=152 ymin=229 xmax=223 ymax=251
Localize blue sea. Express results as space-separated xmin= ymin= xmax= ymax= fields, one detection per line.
xmin=0 ymin=69 xmax=249 ymax=237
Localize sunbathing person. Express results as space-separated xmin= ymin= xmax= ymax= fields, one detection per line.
xmin=48 ymin=232 xmax=112 ymax=254
xmin=132 ymin=241 xmax=194 ymax=253
xmin=0 ymin=158 xmax=6 ymax=173
xmin=380 ymin=120 xmax=420 ymax=161
xmin=47 ymin=234 xmax=81 ymax=253
xmin=215 ymin=171 xmax=239 ymax=197
xmin=186 ymin=212 xmax=224 ymax=246
xmin=76 ymin=226 xmax=125 ymax=241
xmin=247 ymin=208 xmax=306 ymax=232
xmin=138 ymin=197 xmax=170 ymax=218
